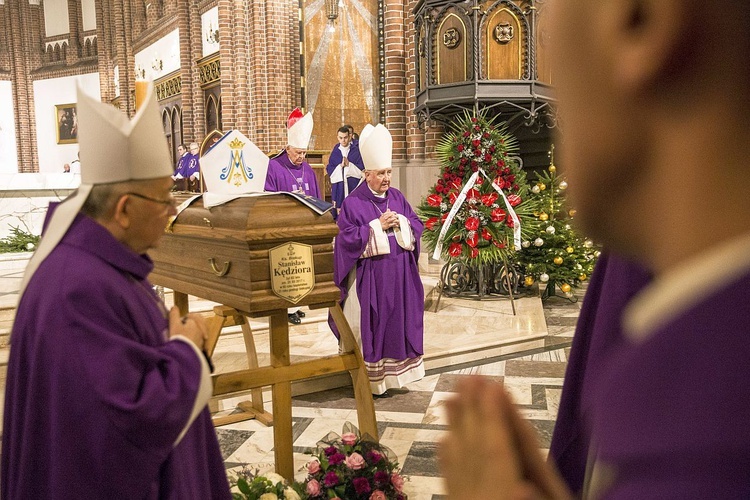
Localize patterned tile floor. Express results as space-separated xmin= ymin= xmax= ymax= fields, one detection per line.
xmin=216 ymin=291 xmax=584 ymax=499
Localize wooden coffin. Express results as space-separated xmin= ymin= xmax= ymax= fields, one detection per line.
xmin=148 ymin=194 xmax=340 ymax=316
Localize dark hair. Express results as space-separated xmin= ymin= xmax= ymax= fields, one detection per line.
xmin=338 ymin=126 xmax=351 ymax=134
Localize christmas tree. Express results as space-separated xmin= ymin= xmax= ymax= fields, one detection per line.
xmin=418 ymin=112 xmax=540 ymax=266
xmin=517 ymin=148 xmax=598 ymax=299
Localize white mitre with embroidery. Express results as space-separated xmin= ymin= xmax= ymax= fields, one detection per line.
xmin=201 ymin=130 xmax=269 ymax=194
xmin=359 ymin=123 xmax=391 ymax=171
xmin=17 ymin=83 xmax=173 ymax=300
xmin=286 ymin=107 xmax=314 ymax=149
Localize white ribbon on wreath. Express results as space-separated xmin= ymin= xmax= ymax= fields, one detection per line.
xmin=432 ymin=168 xmax=521 ymax=260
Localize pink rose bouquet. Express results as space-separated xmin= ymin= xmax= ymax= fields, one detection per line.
xmin=299 ymin=423 xmax=407 ymax=500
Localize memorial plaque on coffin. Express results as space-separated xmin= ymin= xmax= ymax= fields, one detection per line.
xmin=148 ymin=193 xmax=340 ymax=315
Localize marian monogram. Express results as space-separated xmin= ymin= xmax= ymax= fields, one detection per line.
xmin=220 ymin=137 xmax=255 ymax=187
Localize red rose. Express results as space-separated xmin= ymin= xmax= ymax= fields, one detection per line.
xmin=496 ymin=160 xmax=505 ymax=167
xmin=474 ymin=125 xmax=480 ymax=131
xmin=427 ymin=194 xmax=442 ymax=207
xmin=472 ymin=139 xmax=481 ymax=148
xmin=512 ymin=184 xmax=519 ymax=191
xmin=471 ymin=117 xmax=478 ymax=123
xmin=463 ymin=131 xmax=471 ymax=138
xmin=443 ymin=172 xmax=451 ymax=180
xmin=503 ymin=168 xmax=511 ymax=175
xmin=449 ymin=192 xmax=458 ymax=204
xmin=489 ymin=145 xmax=496 ymax=153
xmin=474 ymin=149 xmax=482 ymax=157
xmin=449 ymin=242 xmax=463 ymax=257
xmin=508 ymin=194 xmax=521 ymax=207
xmin=470 ymin=247 xmax=479 ymax=259
xmin=465 ymin=217 xmax=480 ymax=231
xmin=449 ymin=156 xmax=455 ymax=161
xmin=491 ymin=208 xmax=506 ymax=222
xmin=435 ymin=185 xmax=443 ymax=194
xmin=457 ymin=144 xmax=465 ymax=152
xmin=466 ymin=231 xmax=479 ymax=248
xmin=426 ymin=217 xmax=438 ymax=230
xmin=483 ymin=132 xmax=490 ymax=139
xmin=482 ymin=227 xmax=492 ymax=240
xmin=484 ymin=154 xmax=492 ymax=162
xmin=507 ymin=174 xmax=516 ymax=182
xmin=471 ymin=160 xmax=478 ymax=168
xmin=481 ymin=193 xmax=498 ymax=206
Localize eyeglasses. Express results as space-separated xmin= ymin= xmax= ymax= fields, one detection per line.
xmin=125 ymin=192 xmax=177 ymax=208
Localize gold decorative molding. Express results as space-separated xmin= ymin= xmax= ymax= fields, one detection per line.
xmin=198 ymin=53 xmax=220 ymax=88
xmin=154 ymin=69 xmax=182 ymax=101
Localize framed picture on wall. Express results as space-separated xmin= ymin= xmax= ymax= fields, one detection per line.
xmin=55 ymin=103 xmax=78 ymax=144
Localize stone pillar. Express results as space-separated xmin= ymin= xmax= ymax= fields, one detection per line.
xmin=382 ymin=0 xmax=408 ymax=193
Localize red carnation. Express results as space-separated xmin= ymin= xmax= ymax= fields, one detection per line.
xmin=491 ymin=208 xmax=506 ymax=222
xmin=496 ymin=160 xmax=505 ymax=168
xmin=449 ymin=242 xmax=463 ymax=257
xmin=474 ymin=149 xmax=482 ymax=157
xmin=457 ymin=144 xmax=465 ymax=152
xmin=503 ymin=168 xmax=511 ymax=175
xmin=482 ymin=227 xmax=492 ymax=240
xmin=426 ymin=194 xmax=442 ymax=207
xmin=470 ymin=247 xmax=479 ymax=259
xmin=466 ymin=231 xmax=479 ymax=248
xmin=484 ymin=153 xmax=492 ymax=162
xmin=426 ymin=217 xmax=438 ymax=230
xmin=472 ymin=139 xmax=481 ymax=148
xmin=508 ymin=194 xmax=522 ymax=207
xmin=465 ymin=217 xmax=480 ymax=231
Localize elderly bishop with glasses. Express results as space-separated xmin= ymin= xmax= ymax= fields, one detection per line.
xmin=1 ymin=84 xmax=231 ymax=499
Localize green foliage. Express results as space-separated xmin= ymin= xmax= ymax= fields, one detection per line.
xmin=0 ymin=226 xmax=40 ymax=253
xmin=229 ymin=467 xmax=304 ymax=499
xmin=417 ymin=111 xmax=540 ymax=265
xmin=516 ymin=163 xmax=598 ymax=296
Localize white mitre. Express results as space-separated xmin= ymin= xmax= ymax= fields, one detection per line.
xmin=359 ymin=124 xmax=392 ymax=171
xmin=17 ymin=83 xmax=173 ymax=300
xmin=286 ymin=107 xmax=314 ymax=149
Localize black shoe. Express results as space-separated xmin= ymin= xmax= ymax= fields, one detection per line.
xmin=288 ymin=313 xmax=301 ymax=325
xmin=372 ymin=391 xmax=392 ymax=399
xmin=296 ymin=310 xmax=306 ymax=318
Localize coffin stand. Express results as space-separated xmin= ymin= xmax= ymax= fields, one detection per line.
xmin=149 ymin=194 xmax=377 ymax=481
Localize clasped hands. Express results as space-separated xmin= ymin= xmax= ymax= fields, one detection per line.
xmin=168 ymin=307 xmax=208 ymax=350
xmin=379 ymin=209 xmax=400 ymax=231
xmin=439 ymin=376 xmax=572 ymax=500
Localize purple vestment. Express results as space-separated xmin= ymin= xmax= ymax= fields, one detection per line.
xmin=548 ymin=252 xmax=651 ymax=494
xmin=328 ymin=183 xmax=425 ymax=394
xmin=1 ymin=214 xmax=231 ymax=499
xmin=173 ymin=152 xmax=190 ymax=177
xmin=264 ymin=152 xmax=321 ymax=198
xmin=326 ymin=142 xmax=364 ymax=219
xmin=585 ymin=269 xmax=750 ymax=498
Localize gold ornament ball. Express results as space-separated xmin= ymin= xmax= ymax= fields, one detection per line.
xmin=549 ymin=165 xmax=556 ymax=173
xmin=568 ymin=209 xmax=577 ymax=217
xmin=554 ymin=256 xmax=564 ymax=265
xmin=566 ymin=246 xmax=574 ymax=253
xmin=579 ymin=273 xmax=587 ymax=281
xmin=560 ymin=283 xmax=572 ymax=293
xmin=538 ymin=183 xmax=547 ymax=191
xmin=539 ymin=212 xmax=549 ymax=221
xmin=524 ymin=276 xmax=535 ymax=286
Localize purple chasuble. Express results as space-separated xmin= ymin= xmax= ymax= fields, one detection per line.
xmin=174 ymin=152 xmax=190 ymax=177
xmin=585 ymin=267 xmax=750 ymax=497
xmin=264 ymin=152 xmax=321 ymax=199
xmin=1 ymin=214 xmax=230 ymax=499
xmin=326 ymin=142 xmax=364 ymax=219
xmin=183 ymin=153 xmax=200 ymax=178
xmin=328 ymin=183 xmax=425 ymax=391
xmin=548 ymin=252 xmax=651 ymax=494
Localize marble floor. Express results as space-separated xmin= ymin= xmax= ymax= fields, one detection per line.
xmin=0 ymin=252 xmax=584 ymax=498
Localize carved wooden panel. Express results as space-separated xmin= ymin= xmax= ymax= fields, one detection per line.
xmin=436 ymin=12 xmax=470 ymax=84
xmin=418 ymin=25 xmax=427 ymax=91
xmin=535 ymin=5 xmax=553 ymax=84
xmin=484 ymin=8 xmax=523 ymax=80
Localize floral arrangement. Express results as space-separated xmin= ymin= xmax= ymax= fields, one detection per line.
xmin=417 ymin=111 xmax=539 ymax=265
xmin=229 ymin=467 xmax=303 ymax=500
xmin=299 ymin=422 xmax=407 ymax=500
